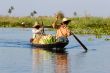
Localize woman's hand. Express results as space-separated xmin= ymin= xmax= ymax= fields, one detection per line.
xmin=55 ymin=15 xmax=58 ymax=20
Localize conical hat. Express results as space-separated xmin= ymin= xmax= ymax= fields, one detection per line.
xmin=62 ymin=18 xmax=71 ymax=23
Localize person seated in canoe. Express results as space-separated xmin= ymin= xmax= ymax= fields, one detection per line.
xmin=31 ymin=21 xmax=56 ymax=44
xmin=30 ymin=21 xmax=44 ymax=43
xmin=52 ymin=16 xmax=72 ymax=44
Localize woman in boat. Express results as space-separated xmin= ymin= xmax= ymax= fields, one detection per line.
xmin=52 ymin=16 xmax=72 ymax=44
xmin=32 ymin=21 xmax=44 ymax=38
xmin=30 ymin=21 xmax=44 ymax=43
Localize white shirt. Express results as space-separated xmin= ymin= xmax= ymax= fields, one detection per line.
xmin=32 ymin=28 xmax=43 ymax=38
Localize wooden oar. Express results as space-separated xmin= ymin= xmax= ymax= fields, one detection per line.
xmin=44 ymin=26 xmax=53 ymax=28
xmin=40 ymin=18 xmax=45 ymax=34
xmin=72 ymin=33 xmax=88 ymax=52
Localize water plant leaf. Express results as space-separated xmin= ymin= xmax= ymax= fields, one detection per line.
xmin=105 ymin=38 xmax=110 ymax=41
xmin=88 ymin=38 xmax=94 ymax=41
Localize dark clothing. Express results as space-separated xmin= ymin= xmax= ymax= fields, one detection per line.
xmin=57 ymin=36 xmax=69 ymax=43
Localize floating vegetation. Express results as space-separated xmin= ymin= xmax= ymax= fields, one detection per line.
xmin=105 ymin=38 xmax=110 ymax=41
xmin=88 ymin=38 xmax=94 ymax=41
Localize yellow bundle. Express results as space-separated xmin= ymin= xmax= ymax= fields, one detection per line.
xmin=39 ymin=34 xmax=56 ymax=44
xmin=32 ymin=35 xmax=42 ymax=44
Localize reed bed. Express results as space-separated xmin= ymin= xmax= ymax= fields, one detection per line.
xmin=0 ymin=16 xmax=110 ymax=35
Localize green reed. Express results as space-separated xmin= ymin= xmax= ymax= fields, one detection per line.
xmin=0 ymin=16 xmax=110 ymax=35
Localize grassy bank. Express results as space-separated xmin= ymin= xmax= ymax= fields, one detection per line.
xmin=69 ymin=17 xmax=110 ymax=35
xmin=0 ymin=16 xmax=110 ymax=35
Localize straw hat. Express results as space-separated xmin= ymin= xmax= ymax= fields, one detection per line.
xmin=62 ymin=18 xmax=71 ymax=23
xmin=33 ymin=22 xmax=40 ymax=27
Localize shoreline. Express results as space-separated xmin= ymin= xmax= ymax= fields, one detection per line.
xmin=0 ymin=16 xmax=110 ymax=35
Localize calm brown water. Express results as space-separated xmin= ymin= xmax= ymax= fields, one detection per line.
xmin=0 ymin=28 xmax=110 ymax=73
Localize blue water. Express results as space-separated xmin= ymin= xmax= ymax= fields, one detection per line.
xmin=0 ymin=28 xmax=110 ymax=73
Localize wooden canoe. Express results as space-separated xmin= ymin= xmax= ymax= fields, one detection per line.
xmin=31 ymin=42 xmax=68 ymax=48
xmin=31 ymin=42 xmax=68 ymax=52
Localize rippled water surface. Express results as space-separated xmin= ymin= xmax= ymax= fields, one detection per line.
xmin=0 ymin=28 xmax=110 ymax=73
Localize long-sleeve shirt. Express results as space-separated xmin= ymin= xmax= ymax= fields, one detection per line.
xmin=32 ymin=28 xmax=43 ymax=38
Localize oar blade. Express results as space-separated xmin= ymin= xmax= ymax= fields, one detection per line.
xmin=72 ymin=33 xmax=88 ymax=52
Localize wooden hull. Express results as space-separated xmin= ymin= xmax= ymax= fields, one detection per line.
xmin=32 ymin=42 xmax=68 ymax=53
xmin=31 ymin=42 xmax=68 ymax=48
xmin=30 ymin=36 xmax=68 ymax=52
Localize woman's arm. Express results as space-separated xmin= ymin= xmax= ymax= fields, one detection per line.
xmin=52 ymin=16 xmax=59 ymax=29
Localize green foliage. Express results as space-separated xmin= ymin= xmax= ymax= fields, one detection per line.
xmin=0 ymin=16 xmax=110 ymax=35
xmin=55 ymin=11 xmax=64 ymax=20
xmin=105 ymin=38 xmax=110 ymax=41
xmin=39 ymin=35 xmax=56 ymax=44
xmin=0 ymin=16 xmax=36 ymax=27
xmin=69 ymin=17 xmax=110 ymax=35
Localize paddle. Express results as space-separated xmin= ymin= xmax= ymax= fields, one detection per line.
xmin=40 ymin=17 xmax=45 ymax=34
xmin=71 ymin=32 xmax=88 ymax=52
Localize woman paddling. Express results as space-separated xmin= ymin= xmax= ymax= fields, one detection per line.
xmin=52 ymin=16 xmax=72 ymax=44
xmin=52 ymin=16 xmax=88 ymax=52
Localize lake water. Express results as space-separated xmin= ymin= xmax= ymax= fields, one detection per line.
xmin=0 ymin=28 xmax=110 ymax=73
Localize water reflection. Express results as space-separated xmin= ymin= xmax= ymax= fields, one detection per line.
xmin=54 ymin=52 xmax=68 ymax=73
xmin=32 ymin=48 xmax=69 ymax=73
